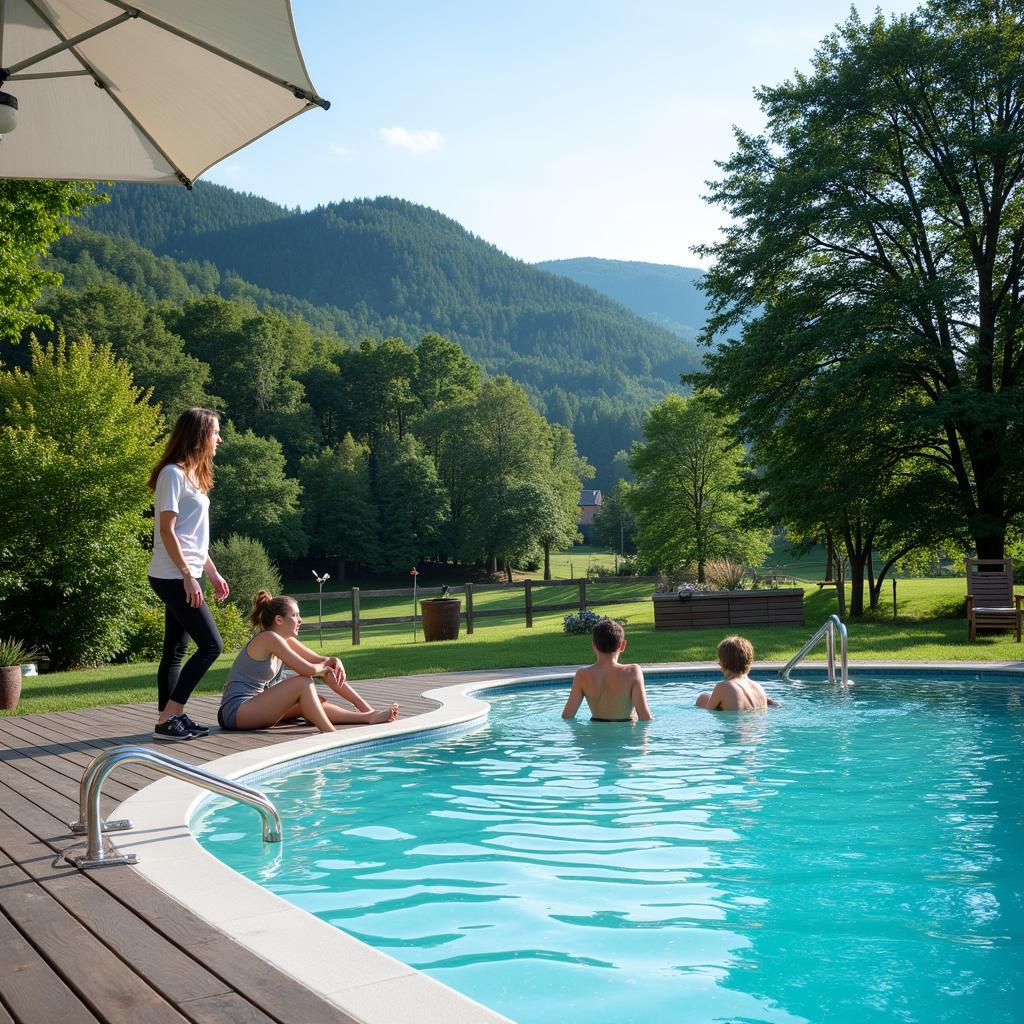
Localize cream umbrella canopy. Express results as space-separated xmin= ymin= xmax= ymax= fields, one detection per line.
xmin=0 ymin=0 xmax=329 ymax=186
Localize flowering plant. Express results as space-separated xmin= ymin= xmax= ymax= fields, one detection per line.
xmin=562 ymin=610 xmax=628 ymax=635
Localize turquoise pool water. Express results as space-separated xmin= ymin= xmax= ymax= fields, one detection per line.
xmin=193 ymin=672 xmax=1024 ymax=1024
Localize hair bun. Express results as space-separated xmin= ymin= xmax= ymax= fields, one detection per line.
xmin=253 ymin=589 xmax=272 ymax=607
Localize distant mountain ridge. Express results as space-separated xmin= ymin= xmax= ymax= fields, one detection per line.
xmin=536 ymin=257 xmax=709 ymax=342
xmin=82 ymin=184 xmax=703 ymax=402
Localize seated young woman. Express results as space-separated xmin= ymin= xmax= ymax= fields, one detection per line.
xmin=218 ymin=590 xmax=399 ymax=733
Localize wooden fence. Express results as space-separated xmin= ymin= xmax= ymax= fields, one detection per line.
xmin=291 ymin=576 xmax=659 ymax=645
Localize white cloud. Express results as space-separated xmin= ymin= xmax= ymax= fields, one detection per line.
xmin=379 ymin=126 xmax=444 ymax=155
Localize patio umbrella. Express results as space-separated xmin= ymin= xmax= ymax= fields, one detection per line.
xmin=0 ymin=0 xmax=329 ymax=186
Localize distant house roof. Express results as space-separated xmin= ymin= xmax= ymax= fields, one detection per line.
xmin=579 ymin=489 xmax=603 ymax=506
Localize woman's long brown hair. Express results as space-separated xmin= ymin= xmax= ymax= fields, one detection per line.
xmin=147 ymin=408 xmax=219 ymax=493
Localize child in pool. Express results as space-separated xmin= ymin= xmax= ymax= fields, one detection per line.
xmin=696 ymin=635 xmax=780 ymax=711
xmin=561 ymin=618 xmax=654 ymax=722
xmin=218 ymin=591 xmax=399 ymax=732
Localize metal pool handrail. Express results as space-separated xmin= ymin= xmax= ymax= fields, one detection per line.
xmin=781 ymin=614 xmax=849 ymax=686
xmin=66 ymin=744 xmax=281 ymax=869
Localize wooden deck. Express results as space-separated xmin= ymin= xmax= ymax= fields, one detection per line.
xmin=0 ymin=679 xmax=441 ymax=1024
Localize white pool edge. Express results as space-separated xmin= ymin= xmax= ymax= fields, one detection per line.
xmin=109 ymin=660 xmax=1024 ymax=1024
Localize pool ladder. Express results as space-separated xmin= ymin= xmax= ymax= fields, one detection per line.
xmin=781 ymin=614 xmax=849 ymax=687
xmin=65 ymin=745 xmax=282 ymax=869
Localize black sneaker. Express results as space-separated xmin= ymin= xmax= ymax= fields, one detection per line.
xmin=154 ymin=715 xmax=195 ymax=740
xmin=178 ymin=713 xmax=209 ymax=735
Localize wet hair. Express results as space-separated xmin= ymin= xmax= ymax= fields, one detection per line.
xmin=251 ymin=590 xmax=298 ymax=631
xmin=717 ymin=635 xmax=754 ymax=676
xmin=148 ymin=407 xmax=219 ymax=493
xmin=592 ymin=617 xmax=625 ymax=653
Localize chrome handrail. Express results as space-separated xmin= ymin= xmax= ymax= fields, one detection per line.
xmin=66 ymin=744 xmax=281 ymax=869
xmin=781 ymin=614 xmax=849 ymax=686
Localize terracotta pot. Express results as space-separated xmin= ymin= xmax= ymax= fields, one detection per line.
xmin=420 ymin=598 xmax=461 ymax=642
xmin=0 ymin=665 xmax=22 ymax=711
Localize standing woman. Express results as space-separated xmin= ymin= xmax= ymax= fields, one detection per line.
xmin=147 ymin=408 xmax=230 ymax=739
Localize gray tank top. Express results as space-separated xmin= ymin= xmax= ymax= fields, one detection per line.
xmin=223 ymin=639 xmax=284 ymax=700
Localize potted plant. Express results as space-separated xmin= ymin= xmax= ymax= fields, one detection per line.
xmin=0 ymin=637 xmax=39 ymax=711
xmin=420 ymin=584 xmax=462 ymax=642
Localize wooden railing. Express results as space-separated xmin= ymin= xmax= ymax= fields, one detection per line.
xmin=291 ymin=576 xmax=659 ymax=645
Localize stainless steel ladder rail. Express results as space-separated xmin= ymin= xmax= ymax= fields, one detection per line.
xmin=66 ymin=744 xmax=282 ymax=869
xmin=781 ymin=614 xmax=849 ymax=686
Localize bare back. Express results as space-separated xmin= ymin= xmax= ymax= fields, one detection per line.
xmin=706 ymin=674 xmax=772 ymax=711
xmin=564 ymin=660 xmax=651 ymax=721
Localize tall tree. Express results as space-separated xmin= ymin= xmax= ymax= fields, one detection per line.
xmin=697 ymin=1 xmax=1024 ymax=559
xmin=0 ymin=181 xmax=98 ymax=340
xmin=538 ymin=425 xmax=594 ymax=579
xmin=628 ymin=392 xmax=770 ymax=581
xmin=413 ymin=332 xmax=479 ymax=410
xmin=299 ymin=435 xmax=380 ymax=576
xmin=750 ymin=358 xmax=966 ymax=615
xmin=592 ymin=480 xmax=638 ymax=555
xmin=374 ymin=435 xmax=450 ymax=572
xmin=34 ymin=283 xmax=218 ymax=417
xmin=211 ymin=425 xmax=307 ymax=560
xmin=0 ymin=338 xmax=162 ymax=667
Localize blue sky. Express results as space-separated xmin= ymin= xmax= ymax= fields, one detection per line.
xmin=208 ymin=1 xmax=922 ymax=267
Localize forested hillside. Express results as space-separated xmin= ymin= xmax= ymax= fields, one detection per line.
xmin=536 ymin=258 xmax=709 ymax=342
xmin=77 ymin=184 xmax=699 ymax=483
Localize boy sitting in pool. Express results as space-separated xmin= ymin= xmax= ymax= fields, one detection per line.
xmin=696 ymin=635 xmax=780 ymax=711
xmin=561 ymin=618 xmax=654 ymax=722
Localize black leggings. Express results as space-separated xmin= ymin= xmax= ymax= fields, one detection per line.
xmin=148 ymin=575 xmax=224 ymax=711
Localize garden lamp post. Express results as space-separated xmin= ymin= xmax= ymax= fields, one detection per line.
xmin=312 ymin=570 xmax=330 ymax=648
xmin=410 ymin=567 xmax=419 ymax=642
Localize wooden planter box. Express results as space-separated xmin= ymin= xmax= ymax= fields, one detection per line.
xmin=652 ymin=588 xmax=805 ymax=630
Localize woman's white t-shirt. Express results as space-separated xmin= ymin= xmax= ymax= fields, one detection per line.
xmin=148 ymin=464 xmax=210 ymax=579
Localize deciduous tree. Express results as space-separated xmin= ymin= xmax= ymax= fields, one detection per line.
xmin=628 ymin=392 xmax=770 ymax=581
xmin=0 ymin=338 xmax=162 ymax=667
xmin=697 ymin=1 xmax=1024 ymax=558
xmin=0 ymin=181 xmax=98 ymax=340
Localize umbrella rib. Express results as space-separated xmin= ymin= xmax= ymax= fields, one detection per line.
xmin=101 ymin=0 xmax=330 ymax=109
xmin=1 ymin=11 xmax=134 ymax=77
xmin=21 ymin=0 xmax=195 ymax=187
xmin=8 ymin=69 xmax=92 ymax=80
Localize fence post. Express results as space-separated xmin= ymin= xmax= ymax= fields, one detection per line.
xmin=351 ymin=587 xmax=360 ymax=646
xmin=525 ymin=579 xmax=534 ymax=628
xmin=465 ymin=582 xmax=474 ymax=635
xmin=579 ymin=578 xmax=587 ymax=613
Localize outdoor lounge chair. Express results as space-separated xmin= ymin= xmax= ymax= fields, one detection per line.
xmin=966 ymin=558 xmax=1022 ymax=642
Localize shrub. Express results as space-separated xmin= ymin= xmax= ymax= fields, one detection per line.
xmin=119 ymin=604 xmax=165 ymax=663
xmin=704 ymin=559 xmax=746 ymax=591
xmin=119 ymin=594 xmax=250 ymax=663
xmin=562 ymin=610 xmax=628 ymax=635
xmin=208 ymin=600 xmax=250 ymax=654
xmin=208 ymin=535 xmax=282 ymax=614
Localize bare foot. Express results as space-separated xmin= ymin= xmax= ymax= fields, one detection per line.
xmin=368 ymin=703 xmax=400 ymax=724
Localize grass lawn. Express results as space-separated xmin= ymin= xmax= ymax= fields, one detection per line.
xmin=6 ymin=579 xmax=1021 ymax=717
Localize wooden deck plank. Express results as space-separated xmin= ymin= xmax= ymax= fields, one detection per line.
xmin=0 ymin=905 xmax=102 ymax=1024
xmin=0 ymin=858 xmax=188 ymax=1024
xmin=0 ymin=807 xmax=241 ymax=1012
xmin=0 ymin=716 xmax=164 ymax=789
xmin=0 ymin=674 xmax=448 ymax=1024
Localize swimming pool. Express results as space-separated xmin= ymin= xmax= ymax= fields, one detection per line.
xmin=192 ymin=670 xmax=1023 ymax=1024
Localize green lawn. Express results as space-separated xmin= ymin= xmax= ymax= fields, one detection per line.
xmin=6 ymin=579 xmax=1021 ymax=717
